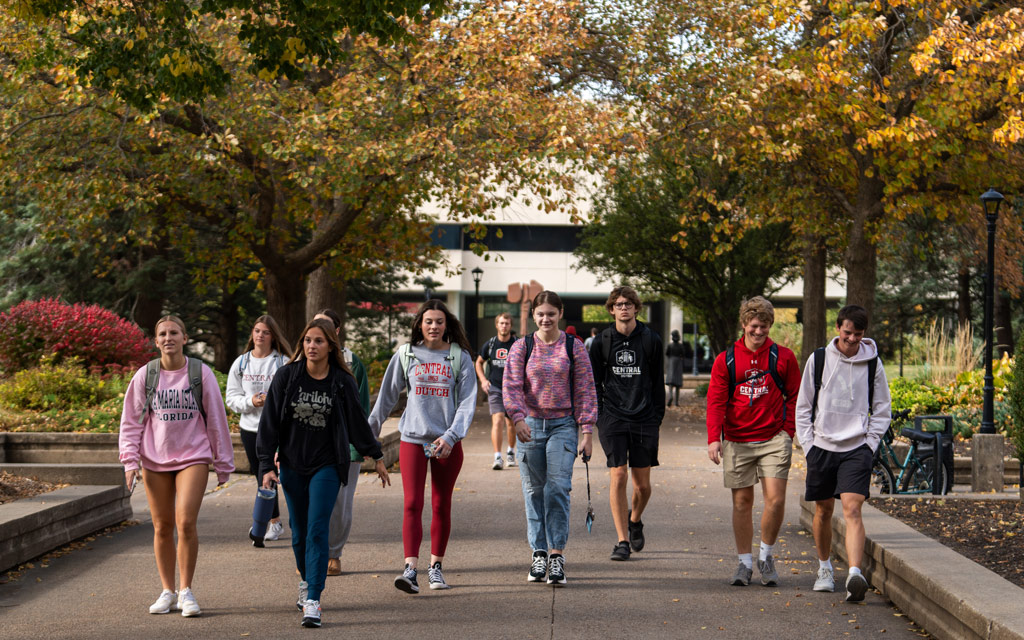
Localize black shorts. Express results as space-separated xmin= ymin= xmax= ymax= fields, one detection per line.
xmin=598 ymin=422 xmax=659 ymax=468
xmin=804 ymin=445 xmax=873 ymax=501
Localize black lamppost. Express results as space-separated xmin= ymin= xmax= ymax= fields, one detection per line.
xmin=472 ymin=267 xmax=483 ymax=297
xmin=980 ymin=188 xmax=1004 ymax=435
xmin=471 ymin=267 xmax=484 ymax=348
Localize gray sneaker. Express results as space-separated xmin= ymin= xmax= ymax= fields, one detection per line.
xmin=845 ymin=572 xmax=868 ymax=602
xmin=757 ymin=555 xmax=779 ymax=586
xmin=813 ymin=567 xmax=835 ymax=592
xmin=730 ymin=561 xmax=752 ymax=586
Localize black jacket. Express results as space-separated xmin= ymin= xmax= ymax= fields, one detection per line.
xmin=256 ymin=360 xmax=383 ymax=482
xmin=589 ymin=321 xmax=665 ymax=426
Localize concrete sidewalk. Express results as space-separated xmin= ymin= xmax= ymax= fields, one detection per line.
xmin=0 ymin=408 xmax=926 ymax=639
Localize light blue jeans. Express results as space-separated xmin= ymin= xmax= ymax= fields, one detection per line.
xmin=518 ymin=416 xmax=578 ymax=551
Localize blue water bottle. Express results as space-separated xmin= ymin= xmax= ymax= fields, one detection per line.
xmin=249 ymin=485 xmax=277 ymax=548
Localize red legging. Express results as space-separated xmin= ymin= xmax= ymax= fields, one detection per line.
xmin=399 ymin=440 xmax=464 ymax=558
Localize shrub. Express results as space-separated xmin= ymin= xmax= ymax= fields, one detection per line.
xmin=1007 ymin=347 xmax=1024 ymax=460
xmin=888 ymin=377 xmax=943 ymax=416
xmin=0 ymin=359 xmax=119 ymax=410
xmin=694 ymin=381 xmax=709 ymax=398
xmin=0 ymin=299 xmax=154 ymax=375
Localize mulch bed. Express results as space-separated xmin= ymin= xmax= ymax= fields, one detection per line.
xmin=0 ymin=471 xmax=67 ymax=505
xmin=872 ymin=498 xmax=1024 ymax=589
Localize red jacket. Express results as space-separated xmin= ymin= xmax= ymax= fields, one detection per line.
xmin=706 ymin=337 xmax=800 ymax=443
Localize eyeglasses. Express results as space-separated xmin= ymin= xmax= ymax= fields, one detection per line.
xmin=613 ymin=302 xmax=634 ymax=310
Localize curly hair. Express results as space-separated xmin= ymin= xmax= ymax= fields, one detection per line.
xmin=739 ymin=296 xmax=774 ymax=326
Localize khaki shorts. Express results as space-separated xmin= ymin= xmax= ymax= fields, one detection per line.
xmin=722 ymin=432 xmax=793 ymax=489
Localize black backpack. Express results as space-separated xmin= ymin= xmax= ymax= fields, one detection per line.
xmin=523 ymin=333 xmax=576 ymax=411
xmin=809 ymin=347 xmax=877 ymax=423
xmin=725 ymin=343 xmax=787 ymax=403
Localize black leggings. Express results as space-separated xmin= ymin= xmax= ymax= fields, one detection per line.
xmin=240 ymin=429 xmax=280 ymax=520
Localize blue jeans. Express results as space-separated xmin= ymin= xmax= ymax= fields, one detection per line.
xmin=518 ymin=416 xmax=578 ymax=551
xmin=280 ymin=465 xmax=341 ymax=602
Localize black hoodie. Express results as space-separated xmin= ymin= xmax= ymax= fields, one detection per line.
xmin=589 ymin=321 xmax=665 ymax=428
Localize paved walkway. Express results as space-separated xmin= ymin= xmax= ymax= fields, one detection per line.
xmin=0 ymin=407 xmax=927 ymax=639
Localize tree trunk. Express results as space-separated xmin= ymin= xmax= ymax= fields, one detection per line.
xmin=265 ymin=268 xmax=308 ymax=347
xmin=801 ymin=238 xmax=827 ymax=369
xmin=307 ymin=263 xmax=350 ymax=345
xmin=844 ymin=215 xmax=878 ymax=320
xmin=994 ymin=277 xmax=1014 ymax=357
xmin=958 ymin=265 xmax=972 ymax=328
xmin=213 ymin=288 xmax=239 ymax=373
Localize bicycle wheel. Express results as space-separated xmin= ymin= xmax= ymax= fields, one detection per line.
xmin=905 ymin=452 xmax=953 ymax=494
xmin=870 ymin=456 xmax=897 ymax=495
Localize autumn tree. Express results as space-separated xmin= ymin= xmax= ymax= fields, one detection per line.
xmin=1 ymin=1 xmax=626 ymax=341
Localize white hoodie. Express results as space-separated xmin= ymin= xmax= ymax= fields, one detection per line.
xmin=795 ymin=337 xmax=891 ymax=453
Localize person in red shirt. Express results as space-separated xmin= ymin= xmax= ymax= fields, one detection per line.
xmin=706 ymin=296 xmax=800 ymax=587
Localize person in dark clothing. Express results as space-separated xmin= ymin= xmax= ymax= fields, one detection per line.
xmin=257 ymin=318 xmax=390 ymax=628
xmin=665 ymin=330 xmax=685 ymax=406
xmin=588 ymin=286 xmax=665 ymax=561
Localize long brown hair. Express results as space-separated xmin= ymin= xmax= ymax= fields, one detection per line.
xmin=289 ymin=318 xmax=353 ymax=377
xmin=244 ymin=314 xmax=293 ymax=357
xmin=409 ymin=299 xmax=472 ymax=352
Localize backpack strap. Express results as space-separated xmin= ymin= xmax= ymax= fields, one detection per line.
xmin=187 ymin=357 xmax=207 ymax=424
xmin=726 ymin=346 xmax=736 ymax=399
xmin=447 ymin=343 xmax=463 ymax=405
xmin=810 ymin=347 xmax=826 ymax=424
xmin=601 ymin=328 xmax=613 ymax=363
xmin=141 ymin=358 xmax=161 ymax=422
xmin=867 ymin=356 xmax=877 ymax=415
xmin=399 ymin=343 xmax=415 ymax=395
xmin=768 ymin=343 xmax=786 ymax=397
xmin=238 ymin=351 xmax=250 ymax=377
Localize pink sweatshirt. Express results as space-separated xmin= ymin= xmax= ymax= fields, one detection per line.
xmin=502 ymin=332 xmax=598 ymax=433
xmin=119 ymin=361 xmax=235 ymax=483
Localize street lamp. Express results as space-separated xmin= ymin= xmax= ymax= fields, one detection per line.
xmin=472 ymin=266 xmax=483 ymax=297
xmin=980 ymin=188 xmax=1004 ymax=435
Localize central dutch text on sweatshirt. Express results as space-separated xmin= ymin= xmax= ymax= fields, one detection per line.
xmin=412 ymin=362 xmax=454 ymax=397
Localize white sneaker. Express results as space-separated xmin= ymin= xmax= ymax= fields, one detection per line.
xmin=301 ymin=599 xmax=322 ymax=628
xmin=507 ymin=450 xmax=517 ymax=467
xmin=492 ymin=455 xmax=504 ymax=470
xmin=813 ymin=566 xmax=835 ymax=592
xmin=428 ymin=562 xmax=450 ymax=590
xmin=177 ymin=587 xmax=201 ymax=617
xmin=149 ymin=589 xmax=177 ymax=614
xmin=296 ymin=580 xmax=308 ymax=610
xmin=264 ymin=520 xmax=285 ymax=541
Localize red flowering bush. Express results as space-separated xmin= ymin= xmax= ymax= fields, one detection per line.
xmin=0 ymin=299 xmax=154 ymax=376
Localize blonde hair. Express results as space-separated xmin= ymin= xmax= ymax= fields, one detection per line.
xmin=739 ymin=296 xmax=774 ymax=326
xmin=494 ymin=312 xmax=512 ymax=325
xmin=155 ymin=315 xmax=187 ymax=335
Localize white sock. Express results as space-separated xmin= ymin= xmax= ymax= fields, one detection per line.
xmin=758 ymin=542 xmax=774 ymax=562
xmin=819 ymin=558 xmax=833 ymax=571
xmin=738 ymin=553 xmax=753 ymax=569
xmin=494 ymin=452 xmax=502 ymax=460
xmin=507 ymin=448 xmax=514 ymax=454
xmin=849 ymin=566 xmax=862 ymax=576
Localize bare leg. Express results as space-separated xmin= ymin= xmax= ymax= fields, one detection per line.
xmin=630 ymin=466 xmax=652 ymax=520
xmin=758 ymin=477 xmax=788 ymax=545
xmin=505 ymin=416 xmax=516 ymax=454
xmin=609 ymin=465 xmax=629 ymax=542
xmin=143 ymin=469 xmax=178 ymax=591
xmin=840 ymin=493 xmax=866 ymax=569
xmin=174 ymin=465 xmax=209 ymax=590
xmin=813 ymin=498 xmax=835 ymax=561
xmin=490 ymin=412 xmax=505 ymax=454
xmin=731 ymin=486 xmax=755 ymax=554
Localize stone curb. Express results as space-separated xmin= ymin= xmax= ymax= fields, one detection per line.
xmin=0 ymin=485 xmax=132 ymax=573
xmin=799 ymin=497 xmax=1024 ymax=640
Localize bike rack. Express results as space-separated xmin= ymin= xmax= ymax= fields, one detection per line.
xmin=914 ymin=415 xmax=953 ymax=495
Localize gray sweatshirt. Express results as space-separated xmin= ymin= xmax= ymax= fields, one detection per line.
xmin=368 ymin=343 xmax=478 ymax=447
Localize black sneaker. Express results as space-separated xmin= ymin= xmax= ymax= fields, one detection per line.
xmin=628 ymin=511 xmax=645 ymax=552
xmin=528 ymin=550 xmax=548 ymax=582
xmin=610 ymin=541 xmax=631 ymax=561
xmin=394 ymin=564 xmax=419 ymax=594
xmin=547 ymin=554 xmax=566 ymax=586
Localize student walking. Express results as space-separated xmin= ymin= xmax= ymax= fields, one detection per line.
xmin=503 ymin=290 xmax=597 ymax=586
xmin=257 ymin=318 xmax=390 ymax=628
xmin=226 ymin=314 xmax=291 ymax=545
xmin=795 ymin=305 xmax=891 ymax=601
xmin=706 ymin=297 xmax=800 ymax=587
xmin=313 ymin=308 xmax=373 ymax=577
xmin=475 ymin=312 xmax=518 ymax=470
xmin=119 ymin=315 xmax=235 ymax=618
xmin=588 ymin=286 xmax=664 ymax=561
xmin=665 ymin=330 xmax=686 ymax=407
xmin=368 ymin=300 xmax=477 ymax=594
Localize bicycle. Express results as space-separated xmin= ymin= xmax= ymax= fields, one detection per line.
xmin=871 ymin=409 xmax=954 ymax=495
